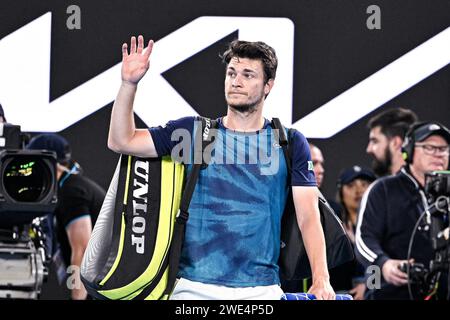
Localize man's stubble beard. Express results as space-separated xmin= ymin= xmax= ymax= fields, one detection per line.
xmin=228 ymin=103 xmax=258 ymax=114
xmin=226 ymin=88 xmax=265 ymax=115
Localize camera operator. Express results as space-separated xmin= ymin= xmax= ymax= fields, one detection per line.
xmin=27 ymin=134 xmax=106 ymax=300
xmin=355 ymin=121 xmax=450 ymax=299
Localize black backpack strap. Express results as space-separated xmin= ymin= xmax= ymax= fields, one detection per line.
xmin=287 ymin=128 xmax=294 ymax=171
xmin=164 ymin=117 xmax=217 ymax=296
xmin=271 ymin=118 xmax=293 ymax=182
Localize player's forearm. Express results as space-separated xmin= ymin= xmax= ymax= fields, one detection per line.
xmin=297 ymin=209 xmax=330 ymax=281
xmin=108 ymin=81 xmax=138 ymax=152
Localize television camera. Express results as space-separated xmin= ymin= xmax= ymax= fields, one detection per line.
xmin=406 ymin=170 xmax=450 ymax=300
xmin=0 ymin=123 xmax=57 ymax=299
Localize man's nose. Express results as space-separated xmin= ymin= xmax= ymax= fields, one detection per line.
xmin=232 ymin=74 xmax=243 ymax=87
xmin=366 ymin=143 xmax=372 ymax=154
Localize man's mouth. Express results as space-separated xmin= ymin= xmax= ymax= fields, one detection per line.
xmin=430 ymin=162 xmax=445 ymax=168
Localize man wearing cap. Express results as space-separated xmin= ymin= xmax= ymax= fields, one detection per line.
xmin=27 ymin=134 xmax=106 ymax=300
xmin=355 ymin=122 xmax=450 ymax=299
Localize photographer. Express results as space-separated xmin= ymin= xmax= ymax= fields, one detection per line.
xmin=355 ymin=121 xmax=450 ymax=299
xmin=27 ymin=134 xmax=106 ymax=300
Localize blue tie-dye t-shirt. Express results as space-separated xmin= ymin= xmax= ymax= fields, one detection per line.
xmin=149 ymin=116 xmax=315 ymax=287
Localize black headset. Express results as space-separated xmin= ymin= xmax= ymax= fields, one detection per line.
xmin=402 ymin=121 xmax=450 ymax=164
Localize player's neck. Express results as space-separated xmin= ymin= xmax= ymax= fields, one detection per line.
xmin=223 ymin=109 xmax=264 ymax=132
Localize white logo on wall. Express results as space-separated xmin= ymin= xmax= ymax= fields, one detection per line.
xmin=0 ymin=14 xmax=449 ymax=137
xmin=0 ymin=14 xmax=294 ymax=132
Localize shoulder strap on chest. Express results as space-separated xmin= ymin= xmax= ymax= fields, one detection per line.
xmin=271 ymin=118 xmax=294 ymax=179
xmin=165 ymin=116 xmax=217 ymax=296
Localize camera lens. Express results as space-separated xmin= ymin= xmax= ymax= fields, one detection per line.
xmin=2 ymin=156 xmax=52 ymax=202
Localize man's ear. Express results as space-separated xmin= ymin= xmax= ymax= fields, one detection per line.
xmin=390 ymin=136 xmax=403 ymax=151
xmin=264 ymin=79 xmax=274 ymax=96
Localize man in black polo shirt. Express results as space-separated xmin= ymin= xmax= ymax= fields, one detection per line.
xmin=27 ymin=134 xmax=106 ymax=300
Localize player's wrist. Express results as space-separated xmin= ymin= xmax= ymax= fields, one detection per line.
xmin=121 ymin=80 xmax=138 ymax=88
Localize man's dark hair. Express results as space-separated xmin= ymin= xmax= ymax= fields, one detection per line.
xmin=367 ymin=108 xmax=418 ymax=139
xmin=221 ymin=40 xmax=278 ymax=83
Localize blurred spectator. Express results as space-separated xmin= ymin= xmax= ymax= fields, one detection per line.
xmin=366 ymin=108 xmax=418 ymax=176
xmin=308 ymin=143 xmax=341 ymax=214
xmin=309 ymin=143 xmax=324 ymax=188
xmin=329 ymin=166 xmax=376 ymax=299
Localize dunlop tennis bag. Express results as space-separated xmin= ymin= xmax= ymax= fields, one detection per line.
xmin=81 ymin=118 xmax=215 ymax=300
xmin=271 ymin=118 xmax=355 ymax=281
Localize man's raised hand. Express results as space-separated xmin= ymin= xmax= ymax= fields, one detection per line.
xmin=121 ymin=35 xmax=154 ymax=85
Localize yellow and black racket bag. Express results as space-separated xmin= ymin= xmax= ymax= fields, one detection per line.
xmin=80 ymin=155 xmax=184 ymax=300
xmin=80 ymin=118 xmax=215 ymax=300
